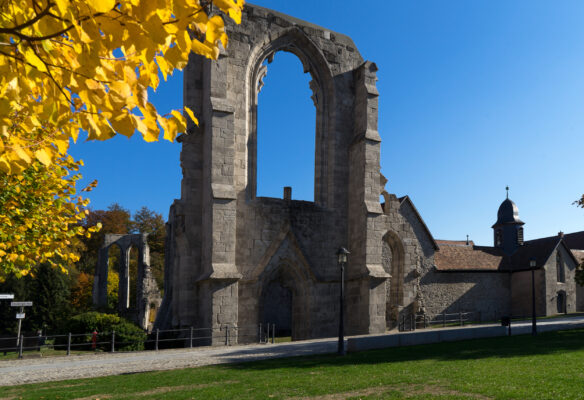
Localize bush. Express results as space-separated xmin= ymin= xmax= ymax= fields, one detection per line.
xmin=64 ymin=312 xmax=146 ymax=351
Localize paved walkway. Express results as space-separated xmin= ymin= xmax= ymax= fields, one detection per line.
xmin=2 ymin=315 xmax=583 ymax=387
xmin=0 ymin=338 xmax=338 ymax=386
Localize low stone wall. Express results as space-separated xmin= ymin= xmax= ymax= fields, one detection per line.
xmin=346 ymin=319 xmax=584 ymax=352
xmin=346 ymin=326 xmax=507 ymax=352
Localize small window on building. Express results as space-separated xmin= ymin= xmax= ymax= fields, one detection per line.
xmin=517 ymin=227 xmax=524 ymax=245
xmin=556 ymin=252 xmax=565 ymax=283
xmin=495 ymin=230 xmax=502 ymax=247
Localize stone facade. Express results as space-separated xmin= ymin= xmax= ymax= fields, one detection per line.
xmin=158 ymin=4 xmax=389 ymax=343
xmin=93 ymin=233 xmax=162 ymax=330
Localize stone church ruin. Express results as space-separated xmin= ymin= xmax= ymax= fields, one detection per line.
xmin=154 ymin=4 xmax=584 ymax=342
xmin=93 ymin=233 xmax=161 ymax=330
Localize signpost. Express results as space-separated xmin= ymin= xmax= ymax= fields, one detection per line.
xmin=11 ymin=301 xmax=32 ymax=348
xmin=11 ymin=301 xmax=32 ymax=307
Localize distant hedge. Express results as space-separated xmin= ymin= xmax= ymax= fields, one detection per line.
xmin=64 ymin=312 xmax=146 ymax=351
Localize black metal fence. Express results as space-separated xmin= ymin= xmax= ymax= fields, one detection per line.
xmin=0 ymin=323 xmax=278 ymax=359
xmin=399 ymin=311 xmax=480 ymax=331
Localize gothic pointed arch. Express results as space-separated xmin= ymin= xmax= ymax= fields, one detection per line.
xmin=382 ymin=230 xmax=406 ymax=327
xmin=246 ymin=26 xmax=335 ymax=206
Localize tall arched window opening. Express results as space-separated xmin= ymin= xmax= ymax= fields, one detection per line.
xmin=129 ymin=246 xmax=139 ymax=309
xmin=556 ymin=251 xmax=565 ymax=283
xmin=256 ymin=52 xmax=316 ymax=201
xmin=107 ymin=244 xmax=121 ymax=311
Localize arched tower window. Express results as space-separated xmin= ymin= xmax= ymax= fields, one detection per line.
xmin=517 ymin=227 xmax=524 ymax=245
xmin=495 ymin=229 xmax=502 ymax=247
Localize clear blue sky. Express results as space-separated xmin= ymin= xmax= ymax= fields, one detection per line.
xmin=69 ymin=0 xmax=584 ymax=246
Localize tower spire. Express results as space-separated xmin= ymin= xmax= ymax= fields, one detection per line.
xmin=506 ymin=186 xmax=509 ymax=199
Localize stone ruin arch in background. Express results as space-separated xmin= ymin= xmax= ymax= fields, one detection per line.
xmin=93 ymin=233 xmax=161 ymax=330
xmin=158 ymin=4 xmax=389 ymax=343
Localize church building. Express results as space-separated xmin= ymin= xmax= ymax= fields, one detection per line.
xmin=403 ymin=193 xmax=584 ymax=324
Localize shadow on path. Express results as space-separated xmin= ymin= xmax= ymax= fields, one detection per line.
xmin=220 ymin=329 xmax=584 ymax=371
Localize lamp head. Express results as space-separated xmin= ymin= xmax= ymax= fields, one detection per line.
xmin=337 ymin=247 xmax=350 ymax=264
xmin=529 ymin=258 xmax=537 ymax=269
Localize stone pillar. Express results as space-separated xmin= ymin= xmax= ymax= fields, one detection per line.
xmin=137 ymin=234 xmax=150 ymax=328
xmin=117 ymin=245 xmax=130 ymax=313
xmin=197 ymin=55 xmax=241 ymax=344
xmin=346 ymin=61 xmax=388 ymax=335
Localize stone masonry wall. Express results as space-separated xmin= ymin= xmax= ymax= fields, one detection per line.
xmin=423 ymin=271 xmax=510 ymax=322
xmin=159 ymin=4 xmax=389 ymax=342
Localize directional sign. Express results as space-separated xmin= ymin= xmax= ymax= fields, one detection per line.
xmin=15 ymin=313 xmax=25 ymax=319
xmin=11 ymin=301 xmax=32 ymax=307
xmin=0 ymin=294 xmax=14 ymax=300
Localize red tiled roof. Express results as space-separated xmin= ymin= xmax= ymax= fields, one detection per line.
xmin=435 ymin=235 xmax=580 ymax=272
xmin=435 ymin=245 xmax=507 ymax=271
xmin=436 ymin=239 xmax=475 ymax=247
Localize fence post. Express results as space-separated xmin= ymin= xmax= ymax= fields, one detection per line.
xmin=411 ymin=314 xmax=414 ymax=331
xmin=67 ymin=332 xmax=71 ymax=356
xmin=424 ymin=314 xmax=427 ymax=329
xmin=189 ymin=326 xmax=193 ymax=348
xmin=258 ymin=323 xmax=262 ymax=343
xmin=224 ymin=326 xmax=228 ymax=346
xmin=459 ymin=311 xmax=463 ymax=326
xmin=272 ymin=324 xmax=275 ymax=344
xmin=111 ymin=331 xmax=115 ymax=353
xmin=18 ymin=335 xmax=24 ymax=359
xmin=155 ymin=328 xmax=159 ymax=351
xmin=442 ymin=312 xmax=446 ymax=327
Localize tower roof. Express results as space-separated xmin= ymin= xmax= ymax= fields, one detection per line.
xmin=492 ymin=198 xmax=524 ymax=228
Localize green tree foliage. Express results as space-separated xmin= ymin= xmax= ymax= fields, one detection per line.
xmin=76 ymin=203 xmax=133 ymax=274
xmin=132 ymin=206 xmax=166 ymax=289
xmin=0 ymin=156 xmax=99 ymax=280
xmin=576 ymin=267 xmax=584 ymax=287
xmin=0 ymin=263 xmax=71 ymax=335
xmin=66 ymin=311 xmax=146 ymax=351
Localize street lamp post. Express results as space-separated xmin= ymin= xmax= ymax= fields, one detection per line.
xmin=337 ymin=247 xmax=349 ymax=355
xmin=530 ymin=258 xmax=537 ymax=336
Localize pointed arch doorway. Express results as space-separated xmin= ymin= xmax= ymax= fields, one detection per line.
xmin=259 ymin=261 xmax=310 ymax=340
xmin=382 ymin=230 xmax=406 ymax=329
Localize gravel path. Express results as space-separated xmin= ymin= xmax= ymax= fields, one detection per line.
xmin=0 ymin=338 xmax=338 ymax=386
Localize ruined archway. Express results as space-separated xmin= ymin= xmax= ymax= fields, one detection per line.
xmin=162 ymin=4 xmax=387 ymax=340
xmin=382 ymin=230 xmax=405 ymax=329
xmin=94 ymin=234 xmax=162 ymax=330
xmin=258 ymin=258 xmax=311 ymax=341
xmin=259 ymin=266 xmax=293 ymax=338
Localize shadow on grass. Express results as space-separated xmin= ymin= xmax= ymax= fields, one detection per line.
xmin=219 ymin=329 xmax=584 ymax=371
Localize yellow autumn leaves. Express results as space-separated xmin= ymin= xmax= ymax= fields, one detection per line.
xmin=0 ymin=156 xmax=101 ymax=279
xmin=0 ymin=0 xmax=244 ymax=174
xmin=0 ymin=0 xmax=244 ymax=278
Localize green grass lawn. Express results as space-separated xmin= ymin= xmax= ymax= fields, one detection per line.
xmin=2 ymin=329 xmax=584 ymax=399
